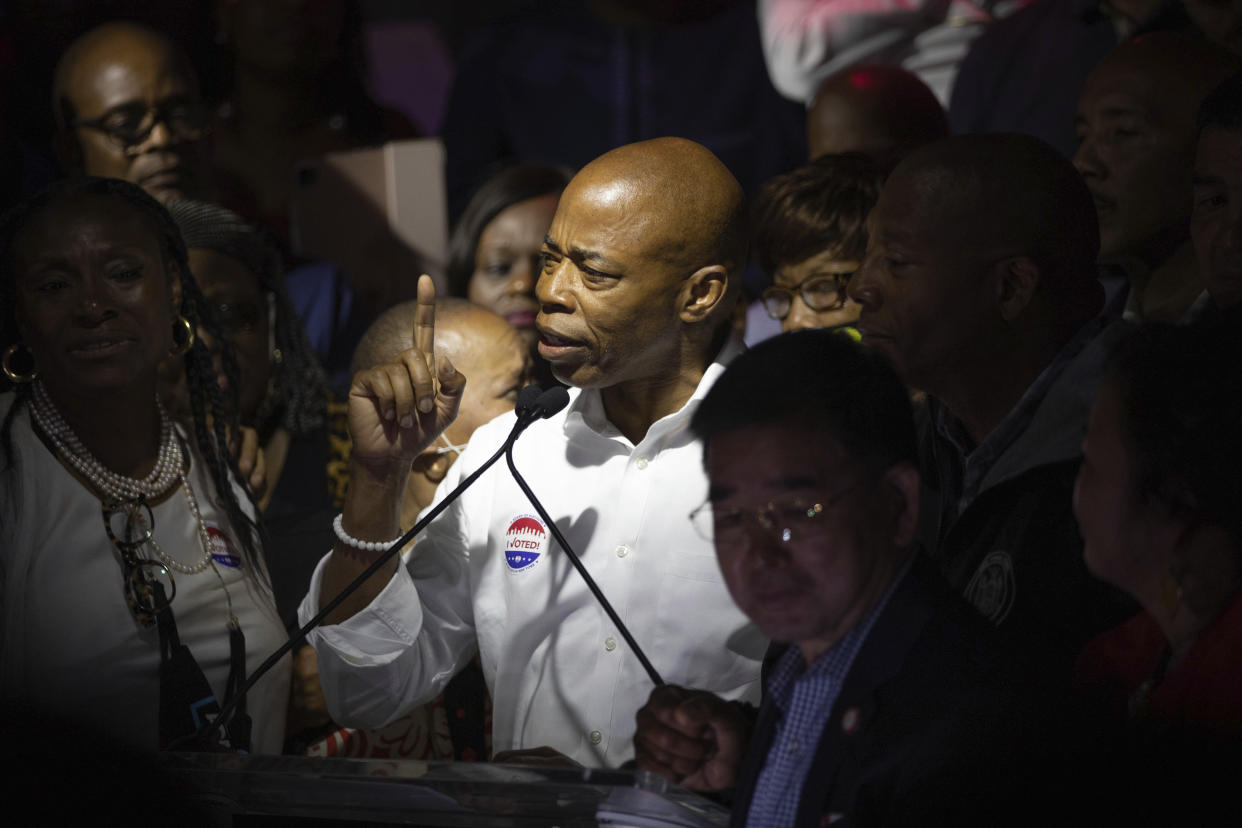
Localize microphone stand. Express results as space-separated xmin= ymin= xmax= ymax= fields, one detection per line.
xmin=178 ymin=389 xmax=548 ymax=751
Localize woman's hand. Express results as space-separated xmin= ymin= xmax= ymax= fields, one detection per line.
xmin=231 ymin=425 xmax=267 ymax=498
xmin=347 ymin=275 xmax=465 ymax=476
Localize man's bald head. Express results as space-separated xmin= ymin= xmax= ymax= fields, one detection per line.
xmin=352 ymin=297 xmax=493 ymax=376
xmin=353 ymin=297 xmax=531 ymax=442
xmin=54 ymin=23 xmax=198 ymax=128
xmin=353 ymin=298 xmax=531 ymax=515
xmin=1082 ymin=32 xmax=1239 ymax=141
xmin=535 ymin=138 xmax=745 ymax=396
xmin=53 ymin=22 xmax=208 ymax=203
xmin=893 ymin=133 xmax=1100 ymax=299
xmin=1075 ymin=33 xmax=1240 ymax=264
xmin=808 ymin=65 xmax=948 ymax=168
xmin=569 ymin=137 xmax=748 ymax=279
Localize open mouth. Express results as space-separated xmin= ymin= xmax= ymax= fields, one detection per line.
xmin=537 ymin=330 xmax=587 ymax=360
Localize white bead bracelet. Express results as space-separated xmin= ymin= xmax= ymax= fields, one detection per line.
xmin=333 ymin=513 xmax=403 ymax=553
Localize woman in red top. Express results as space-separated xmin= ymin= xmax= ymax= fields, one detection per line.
xmin=1072 ymin=314 xmax=1242 ymax=736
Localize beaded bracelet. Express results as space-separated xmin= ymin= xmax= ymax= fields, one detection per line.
xmin=332 ymin=513 xmax=403 ymax=553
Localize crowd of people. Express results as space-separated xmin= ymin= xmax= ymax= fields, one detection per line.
xmin=2 ymin=1 xmax=1242 ymax=825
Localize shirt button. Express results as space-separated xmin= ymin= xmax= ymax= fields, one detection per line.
xmin=615 ymin=545 xmax=630 ymax=558
xmin=635 ymin=455 xmax=649 ymax=470
xmin=788 ymin=737 xmax=801 ymax=755
xmin=604 ymin=636 xmax=617 ymax=651
xmin=589 ymin=730 xmax=602 ymax=745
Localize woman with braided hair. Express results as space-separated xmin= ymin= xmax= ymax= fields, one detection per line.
xmin=165 ymin=199 xmax=331 ymax=515
xmin=0 ymin=178 xmax=289 ymax=752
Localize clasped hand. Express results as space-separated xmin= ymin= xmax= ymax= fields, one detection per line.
xmin=634 ymin=684 xmax=749 ymax=792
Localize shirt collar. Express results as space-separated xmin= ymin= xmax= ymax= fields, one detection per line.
xmin=933 ymin=315 xmax=1103 ymax=511
xmin=562 ymin=332 xmax=746 ymax=447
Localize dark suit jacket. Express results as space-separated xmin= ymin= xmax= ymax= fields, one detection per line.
xmin=730 ymin=555 xmax=1042 ymax=828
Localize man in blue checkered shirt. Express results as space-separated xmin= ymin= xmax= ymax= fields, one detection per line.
xmin=635 ymin=329 xmax=1037 ymax=827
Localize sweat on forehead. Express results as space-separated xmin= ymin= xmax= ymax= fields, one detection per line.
xmin=568 ymin=137 xmax=748 ymax=268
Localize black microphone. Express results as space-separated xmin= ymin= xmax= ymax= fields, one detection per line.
xmin=503 ymin=388 xmax=666 ymax=688
xmin=530 ymin=385 xmax=569 ymax=420
xmin=514 ymin=383 xmax=543 ymax=420
xmin=186 ymin=384 xmax=552 ymax=750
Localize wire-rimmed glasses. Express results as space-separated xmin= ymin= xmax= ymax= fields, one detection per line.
xmin=689 ymin=485 xmax=859 ymax=548
xmin=102 ymin=497 xmax=176 ymax=627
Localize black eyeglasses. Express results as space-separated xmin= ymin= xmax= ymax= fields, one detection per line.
xmin=762 ymin=271 xmax=855 ymax=321
xmin=71 ymin=100 xmax=208 ymax=151
xmin=103 ymin=498 xmax=176 ymax=627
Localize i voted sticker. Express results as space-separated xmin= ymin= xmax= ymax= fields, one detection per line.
xmin=206 ymin=524 xmax=243 ymax=569
xmin=504 ymin=515 xmax=548 ymax=572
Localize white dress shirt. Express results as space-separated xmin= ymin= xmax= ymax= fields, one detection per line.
xmin=301 ymin=337 xmax=766 ymax=767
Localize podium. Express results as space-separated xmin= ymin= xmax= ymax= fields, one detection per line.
xmin=159 ymin=753 xmax=731 ymax=827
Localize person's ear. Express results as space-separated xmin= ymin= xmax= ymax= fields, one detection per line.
xmin=994 ymin=257 xmax=1040 ymax=323
xmin=679 ymin=264 xmax=730 ymax=325
xmin=881 ymin=462 xmax=921 ymax=548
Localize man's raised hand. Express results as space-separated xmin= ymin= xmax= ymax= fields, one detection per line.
xmin=348 ymin=275 xmax=465 ymax=472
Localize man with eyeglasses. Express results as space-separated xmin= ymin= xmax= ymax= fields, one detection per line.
xmin=636 ymin=329 xmax=1038 ymax=827
xmin=750 ymin=153 xmax=883 ymax=335
xmin=52 ymin=22 xmax=211 ymax=205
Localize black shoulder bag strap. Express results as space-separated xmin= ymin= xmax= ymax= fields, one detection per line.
xmin=155 ymin=581 xmax=252 ymax=752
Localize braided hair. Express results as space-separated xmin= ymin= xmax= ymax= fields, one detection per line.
xmin=167 ymin=199 xmax=328 ymax=443
xmin=0 ymin=177 xmax=266 ymax=583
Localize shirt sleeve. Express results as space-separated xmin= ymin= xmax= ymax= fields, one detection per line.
xmin=297 ymin=461 xmax=480 ymax=731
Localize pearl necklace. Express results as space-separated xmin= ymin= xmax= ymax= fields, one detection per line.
xmin=32 ymin=381 xmax=181 ymax=500
xmin=30 ymin=381 xmax=214 ymax=575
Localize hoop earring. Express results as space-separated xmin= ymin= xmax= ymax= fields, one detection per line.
xmin=170 ymin=315 xmax=195 ymax=357
xmin=2 ymin=343 xmax=38 ymax=383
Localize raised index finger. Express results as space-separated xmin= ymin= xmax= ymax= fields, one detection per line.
xmin=413 ymin=274 xmax=436 ymax=363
